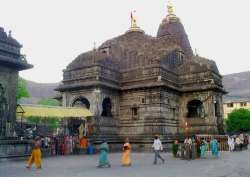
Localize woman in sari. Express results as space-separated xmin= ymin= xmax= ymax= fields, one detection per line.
xmin=196 ymin=137 xmax=201 ymax=158
xmin=210 ymin=137 xmax=219 ymax=158
xmin=121 ymin=138 xmax=132 ymax=166
xmin=26 ymin=137 xmax=42 ymax=169
xmin=97 ymin=140 xmax=111 ymax=168
xmin=200 ymin=138 xmax=208 ymax=159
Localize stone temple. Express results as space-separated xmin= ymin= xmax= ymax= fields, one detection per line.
xmin=56 ymin=3 xmax=226 ymax=147
xmin=0 ymin=27 xmax=32 ymax=138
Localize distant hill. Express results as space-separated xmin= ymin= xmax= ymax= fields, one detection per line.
xmin=19 ymin=71 xmax=250 ymax=104
xmin=222 ymin=71 xmax=250 ymax=102
xmin=19 ymin=80 xmax=59 ymax=104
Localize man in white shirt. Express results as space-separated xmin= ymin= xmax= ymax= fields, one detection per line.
xmin=152 ymin=135 xmax=165 ymax=165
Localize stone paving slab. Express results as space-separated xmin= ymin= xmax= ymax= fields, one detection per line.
xmin=0 ymin=150 xmax=250 ymax=177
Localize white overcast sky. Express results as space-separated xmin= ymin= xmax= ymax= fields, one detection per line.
xmin=1 ymin=0 xmax=250 ymax=83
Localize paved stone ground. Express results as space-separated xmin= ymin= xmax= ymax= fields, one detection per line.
xmin=0 ymin=150 xmax=250 ymax=177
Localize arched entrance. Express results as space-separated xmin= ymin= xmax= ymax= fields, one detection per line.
xmin=72 ymin=97 xmax=90 ymax=109
xmin=187 ymin=100 xmax=204 ymax=118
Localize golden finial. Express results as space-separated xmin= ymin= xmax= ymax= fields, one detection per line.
xmin=130 ymin=10 xmax=138 ymax=29
xmin=167 ymin=0 xmax=174 ymax=15
xmin=127 ymin=10 xmax=143 ymax=33
xmin=165 ymin=0 xmax=179 ymax=22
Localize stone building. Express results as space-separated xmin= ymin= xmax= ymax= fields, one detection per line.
xmin=56 ymin=3 xmax=226 ymax=144
xmin=0 ymin=27 xmax=32 ymax=137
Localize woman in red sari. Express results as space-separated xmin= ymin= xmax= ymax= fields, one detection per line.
xmin=121 ymin=137 xmax=132 ymax=166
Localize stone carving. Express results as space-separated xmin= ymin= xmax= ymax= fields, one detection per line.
xmin=0 ymin=84 xmax=8 ymax=137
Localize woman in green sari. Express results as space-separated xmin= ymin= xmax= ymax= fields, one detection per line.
xmin=210 ymin=137 xmax=219 ymax=158
xmin=200 ymin=138 xmax=208 ymax=159
xmin=97 ymin=140 xmax=111 ymax=168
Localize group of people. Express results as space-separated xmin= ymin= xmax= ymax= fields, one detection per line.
xmin=178 ymin=136 xmax=220 ymax=160
xmin=26 ymin=134 xmax=249 ymax=169
xmin=227 ymin=133 xmax=249 ymax=152
xmin=97 ymin=137 xmax=132 ymax=168
xmin=39 ymin=135 xmax=92 ymax=156
xmin=97 ymin=135 xmax=165 ymax=168
xmin=26 ymin=135 xmax=92 ymax=169
xmin=26 ymin=135 xmax=166 ymax=169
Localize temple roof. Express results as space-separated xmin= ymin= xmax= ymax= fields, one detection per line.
xmin=59 ymin=2 xmax=223 ymax=93
xmin=0 ymin=27 xmax=22 ymax=47
xmin=0 ymin=27 xmax=33 ymax=71
xmin=177 ymin=55 xmax=220 ymax=75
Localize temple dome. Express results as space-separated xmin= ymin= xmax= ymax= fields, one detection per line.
xmin=157 ymin=17 xmax=184 ymax=38
xmin=157 ymin=3 xmax=193 ymax=58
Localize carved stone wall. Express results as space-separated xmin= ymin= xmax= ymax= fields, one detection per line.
xmin=119 ymin=87 xmax=180 ymax=137
xmin=0 ymin=66 xmax=18 ymax=137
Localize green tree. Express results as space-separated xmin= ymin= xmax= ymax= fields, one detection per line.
xmin=26 ymin=116 xmax=41 ymax=124
xmin=45 ymin=117 xmax=59 ymax=130
xmin=226 ymin=108 xmax=250 ymax=133
xmin=17 ymin=77 xmax=29 ymax=100
xmin=27 ymin=116 xmax=59 ymax=130
xmin=38 ymin=98 xmax=60 ymax=106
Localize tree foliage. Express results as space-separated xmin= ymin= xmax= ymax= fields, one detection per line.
xmin=17 ymin=77 xmax=29 ymax=100
xmin=38 ymin=98 xmax=60 ymax=106
xmin=26 ymin=116 xmax=59 ymax=130
xmin=226 ymin=108 xmax=250 ymax=133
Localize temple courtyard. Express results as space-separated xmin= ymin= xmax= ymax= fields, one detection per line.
xmin=0 ymin=150 xmax=250 ymax=177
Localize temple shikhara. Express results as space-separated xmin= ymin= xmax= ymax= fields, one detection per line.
xmin=56 ymin=2 xmax=226 ymax=148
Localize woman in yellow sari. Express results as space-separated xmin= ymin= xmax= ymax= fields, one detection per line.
xmin=26 ymin=137 xmax=42 ymax=169
xmin=121 ymin=137 xmax=132 ymax=166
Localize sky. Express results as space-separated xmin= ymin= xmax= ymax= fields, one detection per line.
xmin=0 ymin=0 xmax=250 ymax=83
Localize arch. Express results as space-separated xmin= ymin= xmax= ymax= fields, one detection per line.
xmin=101 ymin=97 xmax=112 ymax=117
xmin=187 ymin=100 xmax=204 ymax=118
xmin=72 ymin=97 xmax=90 ymax=109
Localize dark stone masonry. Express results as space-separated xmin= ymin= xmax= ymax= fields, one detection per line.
xmin=0 ymin=27 xmax=32 ymax=157
xmin=0 ymin=27 xmax=32 ymax=137
xmin=56 ymin=4 xmax=226 ymax=147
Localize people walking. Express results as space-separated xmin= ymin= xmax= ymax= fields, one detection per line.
xmin=97 ymin=140 xmax=111 ymax=168
xmin=26 ymin=137 xmax=42 ymax=169
xmin=152 ymin=135 xmax=165 ymax=165
xmin=121 ymin=137 xmax=132 ymax=166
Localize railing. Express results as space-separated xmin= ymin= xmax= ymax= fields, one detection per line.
xmin=195 ymin=134 xmax=229 ymax=151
